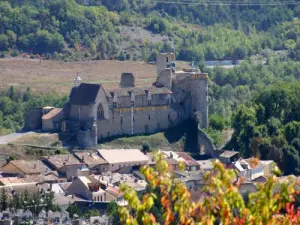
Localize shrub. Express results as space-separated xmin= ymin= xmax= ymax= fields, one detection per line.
xmin=141 ymin=143 xmax=151 ymax=152
xmin=209 ymin=113 xmax=225 ymax=130
xmin=116 ymin=154 xmax=300 ymax=225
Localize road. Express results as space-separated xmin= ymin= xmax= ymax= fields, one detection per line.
xmin=0 ymin=132 xmax=34 ymax=145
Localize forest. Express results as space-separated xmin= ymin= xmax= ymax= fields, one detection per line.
xmin=0 ymin=0 xmax=299 ymax=175
xmin=0 ymin=87 xmax=67 ymax=135
xmin=0 ymin=0 xmax=299 ymax=61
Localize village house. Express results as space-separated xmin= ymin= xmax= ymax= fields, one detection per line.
xmin=42 ymin=107 xmax=64 ymax=132
xmin=1 ymin=160 xmax=51 ymax=176
xmin=160 ymin=151 xmax=183 ymax=170
xmin=74 ymin=151 xmax=109 ymax=174
xmin=97 ymin=149 xmax=149 ymax=172
xmin=177 ymin=152 xmax=200 ymax=171
xmin=196 ymin=160 xmax=214 ymax=171
xmin=66 ymin=176 xmax=115 ymax=202
xmin=218 ymin=150 xmax=240 ymax=164
xmin=259 ymin=160 xmax=275 ymax=176
xmin=233 ymin=159 xmax=264 ymax=181
xmin=42 ymin=154 xmax=83 ymax=179
xmin=160 ymin=151 xmax=200 ymax=171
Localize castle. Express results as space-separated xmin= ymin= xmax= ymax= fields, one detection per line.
xmin=24 ymin=53 xmax=213 ymax=155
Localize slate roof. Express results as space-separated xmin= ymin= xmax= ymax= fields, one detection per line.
xmin=69 ymin=83 xmax=101 ymax=105
xmin=107 ymin=86 xmax=172 ymax=97
xmin=148 ymin=86 xmax=172 ymax=95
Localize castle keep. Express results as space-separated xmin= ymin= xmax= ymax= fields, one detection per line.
xmin=24 ymin=53 xmax=210 ymax=153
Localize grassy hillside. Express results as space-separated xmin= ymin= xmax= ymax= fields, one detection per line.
xmin=99 ymin=120 xmax=199 ymax=152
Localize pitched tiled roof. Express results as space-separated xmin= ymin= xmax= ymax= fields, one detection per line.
xmin=106 ymin=186 xmax=122 ymax=198
xmin=219 ymin=151 xmax=240 ymax=158
xmin=42 ymin=108 xmax=62 ymax=120
xmin=74 ymin=151 xmax=108 ymax=166
xmin=69 ymin=83 xmax=101 ymax=105
xmin=44 ymin=154 xmax=82 ymax=170
xmin=3 ymin=160 xmax=51 ymax=175
xmin=177 ymin=152 xmax=199 ymax=166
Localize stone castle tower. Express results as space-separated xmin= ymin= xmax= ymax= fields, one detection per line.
xmin=24 ymin=53 xmax=212 ymax=155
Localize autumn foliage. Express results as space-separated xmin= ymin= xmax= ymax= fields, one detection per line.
xmin=118 ymin=154 xmax=300 ymax=225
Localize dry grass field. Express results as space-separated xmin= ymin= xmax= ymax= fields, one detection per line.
xmin=0 ymin=58 xmax=159 ymax=94
xmin=0 ymin=58 xmax=190 ymax=95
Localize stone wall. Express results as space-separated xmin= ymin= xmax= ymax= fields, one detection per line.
xmin=156 ymin=53 xmax=175 ymax=77
xmin=156 ymin=68 xmax=173 ymax=89
xmin=42 ymin=110 xmax=64 ymax=132
xmin=77 ymin=128 xmax=97 ymax=148
xmin=23 ymin=108 xmax=43 ymax=131
xmin=96 ymin=105 xmax=179 ymax=139
xmin=197 ymin=126 xmax=216 ymax=157
xmin=120 ymin=73 xmax=135 ymax=88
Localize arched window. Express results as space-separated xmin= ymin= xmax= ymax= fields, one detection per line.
xmin=97 ymin=104 xmax=104 ymax=119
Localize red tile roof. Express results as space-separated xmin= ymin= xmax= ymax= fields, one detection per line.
xmin=177 ymin=152 xmax=199 ymax=166
xmin=42 ymin=108 xmax=62 ymax=120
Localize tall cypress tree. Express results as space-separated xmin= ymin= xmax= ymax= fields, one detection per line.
xmin=0 ymin=189 xmax=9 ymax=211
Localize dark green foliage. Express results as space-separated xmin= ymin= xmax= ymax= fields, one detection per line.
xmin=107 ymin=201 xmax=121 ymax=225
xmin=67 ymin=204 xmax=83 ymax=218
xmin=0 ymin=86 xmax=67 ymax=133
xmin=141 ymin=143 xmax=151 ymax=152
xmin=209 ymin=114 xmax=225 ymax=131
xmin=0 ymin=0 xmax=119 ymax=59
xmin=0 ymin=188 xmax=56 ymax=215
xmin=1 ymin=0 xmax=299 ymax=61
xmin=231 ymin=82 xmax=300 ymax=175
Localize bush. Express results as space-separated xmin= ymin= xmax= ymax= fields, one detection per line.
xmin=209 ymin=114 xmax=225 ymax=130
xmin=142 ymin=143 xmax=151 ymax=152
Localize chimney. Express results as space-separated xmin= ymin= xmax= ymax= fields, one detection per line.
xmin=33 ymin=164 xmax=36 ymax=169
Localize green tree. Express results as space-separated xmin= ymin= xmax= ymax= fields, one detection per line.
xmin=0 ymin=188 xmax=9 ymax=211
xmin=0 ymin=34 xmax=9 ymax=51
xmin=284 ymin=121 xmax=300 ymax=143
xmin=209 ymin=114 xmax=224 ymax=131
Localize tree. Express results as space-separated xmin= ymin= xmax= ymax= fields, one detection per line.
xmin=67 ymin=203 xmax=83 ymax=218
xmin=284 ymin=121 xmax=300 ymax=144
xmin=107 ymin=201 xmax=121 ymax=225
xmin=142 ymin=143 xmax=151 ymax=152
xmin=209 ymin=114 xmax=224 ymax=131
xmin=8 ymin=86 xmax=15 ymax=100
xmin=0 ymin=189 xmax=8 ymax=211
xmin=0 ymin=34 xmax=9 ymax=51
xmin=283 ymin=146 xmax=300 ymax=175
xmin=117 ymin=154 xmax=299 ymax=225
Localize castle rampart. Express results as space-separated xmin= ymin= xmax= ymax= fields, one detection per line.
xmin=24 ymin=53 xmax=212 ymax=155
